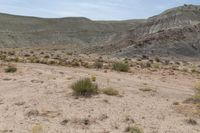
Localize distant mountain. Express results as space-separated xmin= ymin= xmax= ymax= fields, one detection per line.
xmin=1 ymin=4 xmax=200 ymax=59
xmin=0 ymin=13 xmax=144 ymax=48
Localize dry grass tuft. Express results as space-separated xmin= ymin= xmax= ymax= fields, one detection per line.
xmin=101 ymin=87 xmax=119 ymax=96
xmin=32 ymin=123 xmax=43 ymax=133
xmin=185 ymin=118 xmax=198 ymax=125
xmin=125 ymin=126 xmax=143 ymax=133
xmin=91 ymin=75 xmax=96 ymax=82
xmin=194 ymin=82 xmax=200 ymax=91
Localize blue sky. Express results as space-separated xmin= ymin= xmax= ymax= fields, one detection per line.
xmin=0 ymin=0 xmax=199 ymax=20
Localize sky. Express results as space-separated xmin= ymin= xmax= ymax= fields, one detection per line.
xmin=0 ymin=0 xmax=199 ymax=20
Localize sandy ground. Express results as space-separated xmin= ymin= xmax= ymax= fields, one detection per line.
xmin=0 ymin=63 xmax=199 ymax=133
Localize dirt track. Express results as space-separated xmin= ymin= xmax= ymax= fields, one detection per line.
xmin=0 ymin=63 xmax=199 ymax=133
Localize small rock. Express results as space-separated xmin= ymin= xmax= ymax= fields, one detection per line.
xmin=26 ymin=109 xmax=39 ymax=117
xmin=14 ymin=102 xmax=25 ymax=106
xmin=31 ymin=80 xmax=44 ymax=84
xmin=60 ymin=119 xmax=69 ymax=125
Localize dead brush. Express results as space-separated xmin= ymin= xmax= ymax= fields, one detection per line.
xmin=101 ymin=87 xmax=119 ymax=96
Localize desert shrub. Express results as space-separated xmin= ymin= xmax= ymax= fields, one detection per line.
xmin=142 ymin=55 xmax=149 ymax=59
xmin=185 ymin=118 xmax=198 ymax=125
xmin=102 ymin=88 xmax=119 ymax=96
xmin=47 ymin=60 xmax=57 ymax=65
xmin=192 ymin=93 xmax=200 ymax=103
xmin=164 ymin=60 xmax=170 ymax=65
xmin=152 ymin=63 xmax=161 ymax=69
xmin=124 ymin=58 xmax=129 ymax=64
xmin=0 ymin=55 xmax=6 ymax=60
xmin=186 ymin=82 xmax=200 ymax=105
xmin=67 ymin=52 xmax=73 ymax=55
xmin=12 ymin=57 xmax=20 ymax=62
xmin=173 ymin=102 xmax=179 ymax=105
xmin=81 ymin=62 xmax=91 ymax=68
xmin=71 ymin=78 xmax=98 ymax=96
xmin=194 ymin=82 xmax=200 ymax=103
xmin=24 ymin=54 xmax=31 ymax=57
xmin=182 ymin=68 xmax=188 ymax=72
xmin=91 ymin=75 xmax=96 ymax=82
xmin=32 ymin=124 xmax=43 ymax=133
xmin=8 ymin=51 xmax=15 ymax=56
xmin=185 ymin=82 xmax=200 ymax=105
xmin=71 ymin=61 xmax=80 ymax=67
xmin=144 ymin=62 xmax=151 ymax=68
xmin=44 ymin=55 xmax=50 ymax=58
xmin=93 ymin=61 xmax=103 ymax=69
xmin=155 ymin=57 xmax=160 ymax=62
xmin=194 ymin=82 xmax=200 ymax=91
xmin=70 ymin=59 xmax=80 ymax=67
xmin=191 ymin=68 xmax=200 ymax=74
xmin=139 ymin=87 xmax=153 ymax=92
xmin=5 ymin=65 xmax=17 ymax=73
xmin=113 ymin=62 xmax=129 ymax=72
xmin=125 ymin=126 xmax=143 ymax=133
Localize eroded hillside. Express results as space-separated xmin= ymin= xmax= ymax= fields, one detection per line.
xmin=94 ymin=5 xmax=200 ymax=59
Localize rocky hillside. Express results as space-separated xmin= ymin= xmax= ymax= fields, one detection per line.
xmin=0 ymin=13 xmax=144 ymax=48
xmin=108 ymin=4 xmax=200 ymax=58
xmin=0 ymin=4 xmax=200 ymax=59
xmin=130 ymin=4 xmax=200 ymax=36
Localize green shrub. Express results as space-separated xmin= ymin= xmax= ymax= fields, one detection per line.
xmin=91 ymin=75 xmax=96 ymax=82
xmin=71 ymin=62 xmax=80 ymax=67
xmin=113 ymin=62 xmax=129 ymax=72
xmin=71 ymin=60 xmax=80 ymax=67
xmin=5 ymin=66 xmax=17 ymax=73
xmin=139 ymin=87 xmax=153 ymax=92
xmin=44 ymin=55 xmax=50 ymax=58
xmin=93 ymin=61 xmax=103 ymax=69
xmin=193 ymin=82 xmax=200 ymax=103
xmin=0 ymin=55 xmax=6 ymax=60
xmin=192 ymin=93 xmax=200 ymax=103
xmin=71 ymin=78 xmax=98 ymax=96
xmin=81 ymin=62 xmax=90 ymax=68
xmin=186 ymin=82 xmax=200 ymax=108
xmin=125 ymin=126 xmax=143 ymax=133
xmin=194 ymin=82 xmax=200 ymax=91
xmin=155 ymin=57 xmax=160 ymax=62
xmin=152 ymin=63 xmax=161 ymax=69
xmin=102 ymin=88 xmax=119 ymax=96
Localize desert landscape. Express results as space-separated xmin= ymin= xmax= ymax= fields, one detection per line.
xmin=0 ymin=3 xmax=200 ymax=133
xmin=0 ymin=56 xmax=200 ymax=133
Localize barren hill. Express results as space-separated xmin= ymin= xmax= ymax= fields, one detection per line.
xmin=0 ymin=13 xmax=144 ymax=48
xmin=1 ymin=5 xmax=200 ymax=59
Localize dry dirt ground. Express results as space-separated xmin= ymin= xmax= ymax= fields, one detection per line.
xmin=0 ymin=62 xmax=199 ymax=133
